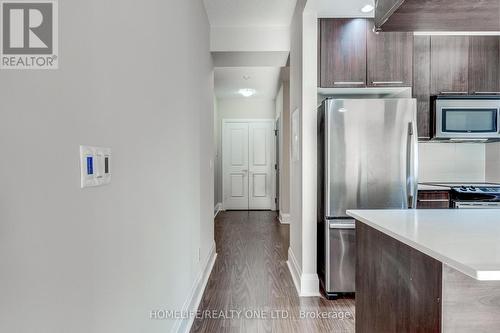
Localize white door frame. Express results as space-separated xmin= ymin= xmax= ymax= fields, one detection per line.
xmin=222 ymin=119 xmax=277 ymax=211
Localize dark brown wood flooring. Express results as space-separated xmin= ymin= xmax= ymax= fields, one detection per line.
xmin=191 ymin=211 xmax=355 ymax=333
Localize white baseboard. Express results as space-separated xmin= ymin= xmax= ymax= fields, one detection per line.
xmin=278 ymin=212 xmax=291 ymax=224
xmin=287 ymin=247 xmax=302 ymax=295
xmin=214 ymin=202 xmax=223 ymax=217
xmin=173 ymin=243 xmax=217 ymax=333
xmin=286 ymin=247 xmax=320 ymax=297
xmin=299 ymin=273 xmax=320 ymax=297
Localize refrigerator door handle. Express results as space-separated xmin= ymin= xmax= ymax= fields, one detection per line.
xmin=406 ymin=121 xmax=418 ymax=209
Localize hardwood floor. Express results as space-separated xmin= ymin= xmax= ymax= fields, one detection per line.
xmin=191 ymin=211 xmax=355 ymax=333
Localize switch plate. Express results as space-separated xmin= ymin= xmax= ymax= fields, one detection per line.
xmin=80 ymin=146 xmax=111 ymax=188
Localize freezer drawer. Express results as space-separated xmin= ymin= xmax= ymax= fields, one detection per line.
xmin=327 ymin=221 xmax=356 ymax=294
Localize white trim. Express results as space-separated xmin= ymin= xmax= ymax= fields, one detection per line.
xmin=287 ymin=247 xmax=302 ymax=296
xmin=173 ymin=243 xmax=217 ymax=333
xmin=277 ymin=113 xmax=284 ymax=212
xmin=214 ymin=202 xmax=223 ymax=217
xmin=278 ymin=212 xmax=291 ymax=224
xmin=273 ymin=118 xmax=278 ymax=212
xmin=286 ymin=247 xmax=321 ymax=297
xmin=222 ymin=118 xmax=277 ymax=123
xmin=299 ymin=274 xmax=321 ymax=297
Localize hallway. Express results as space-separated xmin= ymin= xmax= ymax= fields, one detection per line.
xmin=191 ymin=211 xmax=355 ymax=333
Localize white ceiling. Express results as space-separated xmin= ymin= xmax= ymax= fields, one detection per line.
xmin=314 ymin=0 xmax=375 ymax=18
xmin=203 ymin=0 xmax=297 ymax=27
xmin=212 ymin=51 xmax=289 ymax=67
xmin=205 ymin=1 xmax=294 ymax=100
xmin=207 ymin=0 xmax=374 ymax=101
xmin=215 ymin=67 xmax=281 ymax=100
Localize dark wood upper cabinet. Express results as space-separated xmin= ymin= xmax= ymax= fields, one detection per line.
xmin=366 ymin=22 xmax=413 ymax=87
xmin=318 ymin=19 xmax=500 ymax=141
xmin=414 ymin=36 xmax=500 ymax=140
xmin=319 ymin=19 xmax=367 ymax=88
xmin=413 ymin=35 xmax=431 ymax=139
xmin=430 ymin=36 xmax=469 ymax=95
xmin=375 ymin=0 xmax=500 ymax=32
xmin=469 ymin=37 xmax=500 ymax=94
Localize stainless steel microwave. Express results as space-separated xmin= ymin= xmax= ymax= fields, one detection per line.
xmin=432 ymin=95 xmax=500 ymax=141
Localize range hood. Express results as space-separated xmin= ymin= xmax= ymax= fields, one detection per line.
xmin=374 ymin=0 xmax=500 ymax=32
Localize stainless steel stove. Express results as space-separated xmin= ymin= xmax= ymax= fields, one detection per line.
xmin=451 ymin=184 xmax=500 ymax=208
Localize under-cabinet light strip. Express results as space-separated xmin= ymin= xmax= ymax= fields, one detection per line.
xmin=413 ymin=31 xmax=500 ymax=36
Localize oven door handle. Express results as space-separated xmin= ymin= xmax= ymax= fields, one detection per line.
xmin=329 ymin=221 xmax=356 ymax=229
xmin=454 ymin=201 xmax=500 ymax=209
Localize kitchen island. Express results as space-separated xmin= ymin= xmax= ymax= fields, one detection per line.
xmin=346 ymin=209 xmax=500 ymax=333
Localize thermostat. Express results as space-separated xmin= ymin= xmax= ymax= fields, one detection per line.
xmin=80 ymin=146 xmax=111 ymax=188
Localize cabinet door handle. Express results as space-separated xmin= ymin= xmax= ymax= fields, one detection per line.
xmin=372 ymin=81 xmax=404 ymax=85
xmin=473 ymin=91 xmax=500 ymax=95
xmin=440 ymin=91 xmax=468 ymax=95
xmin=333 ymin=81 xmax=364 ymax=85
xmin=417 ymin=199 xmax=450 ymax=202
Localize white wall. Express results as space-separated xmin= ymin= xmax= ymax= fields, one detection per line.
xmin=214 ymin=97 xmax=221 ymax=211
xmin=276 ymin=85 xmax=284 ymax=119
xmin=486 ymin=142 xmax=500 ymax=183
xmin=210 ymin=26 xmax=291 ymax=52
xmin=288 ymin=0 xmax=305 ymax=296
xmin=282 ymin=81 xmax=292 ymax=216
xmin=217 ymin=98 xmax=277 ymax=120
xmin=214 ymin=98 xmax=276 ymax=205
xmin=299 ymin=7 xmax=320 ymax=296
xmin=276 ymin=82 xmax=292 ymax=218
xmin=419 ymin=143 xmax=486 ymax=182
xmin=0 ymin=1 xmax=214 ymax=333
xmin=288 ymin=0 xmax=323 ymax=297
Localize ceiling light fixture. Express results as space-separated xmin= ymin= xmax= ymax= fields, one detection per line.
xmin=238 ymin=88 xmax=256 ymax=97
xmin=360 ymin=4 xmax=374 ymax=13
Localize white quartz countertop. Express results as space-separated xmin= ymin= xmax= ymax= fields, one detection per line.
xmin=346 ymin=209 xmax=500 ymax=281
xmin=418 ymin=184 xmax=451 ymax=191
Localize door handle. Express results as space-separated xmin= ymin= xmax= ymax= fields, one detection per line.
xmin=406 ymin=122 xmax=418 ymax=209
xmin=371 ymin=81 xmax=404 ymax=85
xmin=333 ymin=81 xmax=364 ymax=85
xmin=417 ymin=199 xmax=450 ymax=203
xmin=440 ymin=91 xmax=468 ymax=95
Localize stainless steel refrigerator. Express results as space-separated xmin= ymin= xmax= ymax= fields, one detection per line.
xmin=317 ymin=98 xmax=418 ymax=299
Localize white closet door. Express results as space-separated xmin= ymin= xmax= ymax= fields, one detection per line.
xmin=248 ymin=121 xmax=274 ymax=210
xmin=223 ymin=122 xmax=249 ymax=209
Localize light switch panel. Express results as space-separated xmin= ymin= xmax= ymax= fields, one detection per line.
xmin=80 ymin=146 xmax=112 ymax=188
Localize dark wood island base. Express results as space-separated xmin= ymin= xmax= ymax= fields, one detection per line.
xmin=356 ymin=221 xmax=442 ymax=333
xmin=356 ymin=221 xmax=500 ymax=333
